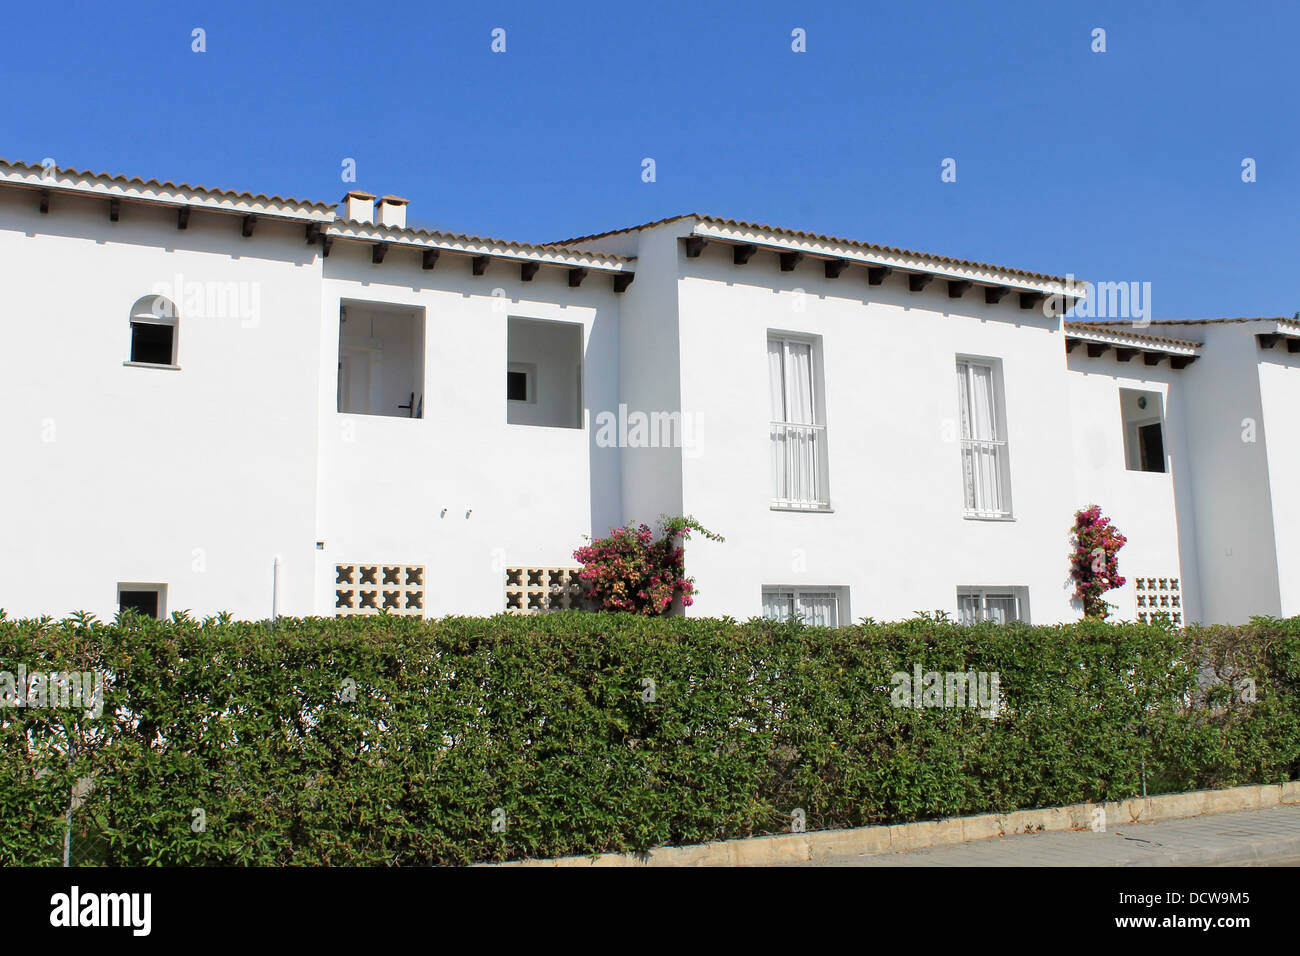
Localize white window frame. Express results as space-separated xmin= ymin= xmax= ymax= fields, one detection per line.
xmin=124 ymin=296 xmax=180 ymax=369
xmin=956 ymin=587 xmax=1028 ymax=625
xmin=761 ymin=586 xmax=848 ymax=626
xmin=117 ymin=582 xmax=168 ymax=619
xmin=768 ymin=332 xmax=831 ymax=511
xmin=956 ymin=357 xmax=1013 ymax=519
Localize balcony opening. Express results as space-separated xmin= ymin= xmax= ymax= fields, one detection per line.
xmin=337 ymin=301 xmax=425 ymax=418
xmin=1120 ymin=388 xmax=1166 ymax=473
xmin=507 ymin=317 xmax=582 ymax=428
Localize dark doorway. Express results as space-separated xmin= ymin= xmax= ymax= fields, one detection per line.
xmin=1138 ymin=422 xmax=1165 ymax=473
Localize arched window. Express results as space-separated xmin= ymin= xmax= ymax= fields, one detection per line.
xmin=127 ymin=295 xmax=178 ymax=367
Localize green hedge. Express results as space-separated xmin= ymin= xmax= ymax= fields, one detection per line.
xmin=1 ymin=611 xmax=1297 ymax=865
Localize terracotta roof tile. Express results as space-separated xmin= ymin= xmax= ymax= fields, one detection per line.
xmin=1064 ymin=321 xmax=1201 ymax=350
xmin=550 ymin=213 xmax=1072 ymax=283
xmin=1 ymin=158 xmax=334 ymax=210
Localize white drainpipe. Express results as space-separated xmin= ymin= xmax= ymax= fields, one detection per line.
xmin=272 ymin=555 xmax=282 ymax=621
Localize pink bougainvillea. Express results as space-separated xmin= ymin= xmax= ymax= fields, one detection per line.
xmin=1069 ymin=504 xmax=1128 ymax=619
xmin=573 ymin=516 xmax=722 ymax=615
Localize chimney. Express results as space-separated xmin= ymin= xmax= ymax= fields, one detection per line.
xmin=376 ymin=195 xmax=409 ymax=229
xmin=341 ymin=190 xmax=376 ymax=223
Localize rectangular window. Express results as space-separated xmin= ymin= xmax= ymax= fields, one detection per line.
xmin=1120 ymin=389 xmax=1166 ymax=473
xmin=957 ymin=587 xmax=1027 ymax=625
xmin=761 ymin=587 xmax=845 ymax=626
xmin=956 ymin=358 xmax=1012 ymax=517
xmin=769 ymin=334 xmax=829 ymax=509
xmin=507 ymin=362 xmax=536 ymax=404
xmin=118 ymin=583 xmax=166 ymax=619
xmin=130 ymin=321 xmax=175 ymax=365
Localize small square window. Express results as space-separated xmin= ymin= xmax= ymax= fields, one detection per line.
xmin=118 ymin=583 xmax=166 ymax=619
xmin=130 ymin=321 xmax=174 ymax=365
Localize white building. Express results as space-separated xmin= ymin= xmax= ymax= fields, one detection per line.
xmin=2 ymin=159 xmax=1296 ymax=625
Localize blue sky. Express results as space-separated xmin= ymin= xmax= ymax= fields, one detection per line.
xmin=2 ymin=0 xmax=1295 ymax=318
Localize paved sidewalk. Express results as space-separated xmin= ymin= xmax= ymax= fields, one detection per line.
xmin=800 ymin=805 xmax=1300 ymax=866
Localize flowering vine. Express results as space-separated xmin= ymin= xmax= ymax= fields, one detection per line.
xmin=1069 ymin=504 xmax=1128 ymax=619
xmin=573 ymin=516 xmax=723 ymax=615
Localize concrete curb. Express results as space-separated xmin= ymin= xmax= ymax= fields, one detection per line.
xmin=496 ymin=781 xmax=1300 ymax=867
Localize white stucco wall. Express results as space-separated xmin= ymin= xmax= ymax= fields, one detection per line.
xmin=313 ymin=244 xmax=622 ymax=617
xmin=671 ymin=237 xmax=1089 ymax=623
xmin=1064 ymin=359 xmax=1200 ymax=622
xmin=0 ymin=190 xmax=323 ymax=620
xmin=1 ymin=190 xmax=1291 ymax=625
xmin=1179 ymin=325 xmax=1283 ymax=622
xmin=1258 ymin=349 xmax=1300 ymax=617
xmin=604 ymin=225 xmax=685 ymax=529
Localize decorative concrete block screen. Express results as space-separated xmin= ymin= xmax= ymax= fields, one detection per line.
xmin=1135 ymin=575 xmax=1182 ymax=626
xmin=335 ymin=564 xmax=425 ymax=617
xmin=505 ymin=567 xmax=586 ymax=613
